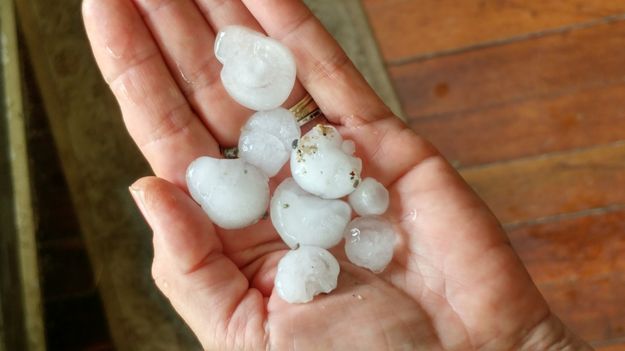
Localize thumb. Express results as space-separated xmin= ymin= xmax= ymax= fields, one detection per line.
xmin=129 ymin=176 xmax=266 ymax=350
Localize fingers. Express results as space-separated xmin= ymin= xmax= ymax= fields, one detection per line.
xmin=195 ymin=0 xmax=263 ymax=32
xmin=133 ymin=0 xmax=252 ymax=145
xmin=130 ymin=177 xmax=265 ymax=349
xmin=83 ymin=0 xmax=218 ymax=187
xmin=241 ymin=0 xmax=392 ymax=124
xmin=238 ymin=0 xmax=438 ymax=185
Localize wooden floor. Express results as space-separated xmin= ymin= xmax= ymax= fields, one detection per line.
xmin=362 ymin=1 xmax=625 ymax=349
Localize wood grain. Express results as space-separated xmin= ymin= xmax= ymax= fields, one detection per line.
xmin=363 ymin=1 xmax=625 ymax=348
xmin=509 ymin=209 xmax=625 ymax=343
xmin=509 ymin=208 xmax=625 ymax=287
xmin=540 ymin=275 xmax=625 ymax=344
xmin=362 ymin=0 xmax=625 ymax=62
xmin=389 ymin=20 xmax=625 ymax=120
xmin=461 ymin=142 xmax=625 ymax=224
xmin=595 ymin=341 xmax=625 ymax=351
xmin=412 ymin=81 xmax=625 ymax=167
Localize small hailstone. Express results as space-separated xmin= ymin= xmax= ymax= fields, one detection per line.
xmin=215 ymin=26 xmax=296 ymax=111
xmin=238 ymin=108 xmax=300 ymax=177
xmin=275 ymin=246 xmax=340 ymax=304
xmin=348 ymin=178 xmax=390 ymax=216
xmin=290 ymin=124 xmax=362 ymax=199
xmin=344 ymin=216 xmax=396 ymax=273
xmin=186 ymin=157 xmax=269 ymax=229
xmin=270 ymin=178 xmax=351 ymax=249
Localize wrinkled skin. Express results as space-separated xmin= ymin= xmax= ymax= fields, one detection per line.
xmin=83 ymin=0 xmax=592 ymax=350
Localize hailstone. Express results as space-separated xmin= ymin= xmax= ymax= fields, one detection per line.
xmin=215 ymin=25 xmax=296 ymax=111
xmin=238 ymin=108 xmax=300 ymax=177
xmin=348 ymin=178 xmax=390 ymax=216
xmin=186 ymin=157 xmax=269 ymax=229
xmin=275 ymin=246 xmax=340 ymax=304
xmin=344 ymin=216 xmax=396 ymax=273
xmin=270 ymin=178 xmax=351 ymax=249
xmin=290 ymin=124 xmax=362 ymax=199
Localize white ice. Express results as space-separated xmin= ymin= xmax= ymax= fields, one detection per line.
xmin=348 ymin=178 xmax=390 ymax=216
xmin=270 ymin=178 xmax=351 ymax=249
xmin=275 ymin=246 xmax=340 ymax=304
xmin=186 ymin=157 xmax=269 ymax=229
xmin=238 ymin=108 xmax=300 ymax=177
xmin=215 ymin=26 xmax=296 ymax=111
xmin=344 ymin=216 xmax=396 ymax=273
xmin=290 ymin=124 xmax=362 ymax=199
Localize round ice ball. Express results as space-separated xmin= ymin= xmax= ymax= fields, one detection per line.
xmin=348 ymin=178 xmax=390 ymax=216
xmin=215 ymin=25 xmax=296 ymax=111
xmin=238 ymin=108 xmax=300 ymax=177
xmin=275 ymin=246 xmax=340 ymax=304
xmin=270 ymin=178 xmax=351 ymax=249
xmin=290 ymin=124 xmax=362 ymax=199
xmin=186 ymin=157 xmax=269 ymax=229
xmin=344 ymin=216 xmax=396 ymax=273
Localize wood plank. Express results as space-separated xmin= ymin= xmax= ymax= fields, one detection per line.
xmin=509 ymin=209 xmax=625 ymax=343
xmin=1 ymin=0 xmax=45 ymax=350
xmin=412 ymin=81 xmax=625 ymax=167
xmin=461 ymin=142 xmax=625 ymax=224
xmin=389 ymin=20 xmax=625 ymax=120
xmin=509 ymin=209 xmax=625 ymax=287
xmin=540 ymin=275 xmax=625 ymax=344
xmin=362 ymin=0 xmax=625 ymax=62
xmin=594 ymin=341 xmax=625 ymax=351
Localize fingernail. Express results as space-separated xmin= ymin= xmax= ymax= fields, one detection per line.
xmin=129 ymin=184 xmax=151 ymax=222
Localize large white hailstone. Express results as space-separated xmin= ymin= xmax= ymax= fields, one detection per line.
xmin=186 ymin=157 xmax=269 ymax=229
xmin=348 ymin=178 xmax=390 ymax=216
xmin=238 ymin=108 xmax=301 ymax=177
xmin=290 ymin=124 xmax=362 ymax=199
xmin=215 ymin=26 xmax=296 ymax=111
xmin=344 ymin=216 xmax=396 ymax=273
xmin=275 ymin=246 xmax=340 ymax=304
xmin=270 ymin=178 xmax=351 ymax=249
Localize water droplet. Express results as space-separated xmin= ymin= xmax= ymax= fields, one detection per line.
xmin=402 ymin=209 xmax=417 ymax=222
xmin=177 ymin=63 xmax=193 ymax=85
xmin=105 ymin=43 xmax=123 ymax=59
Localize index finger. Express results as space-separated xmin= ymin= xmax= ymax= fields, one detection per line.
xmin=83 ymin=0 xmax=219 ymax=187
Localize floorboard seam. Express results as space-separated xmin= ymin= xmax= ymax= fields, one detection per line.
xmin=503 ymin=203 xmax=625 ymax=231
xmin=387 ymin=13 xmax=625 ymax=66
xmin=458 ymin=139 xmax=625 ymax=172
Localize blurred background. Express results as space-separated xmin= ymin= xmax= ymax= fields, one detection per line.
xmin=1 ymin=0 xmax=624 ymax=350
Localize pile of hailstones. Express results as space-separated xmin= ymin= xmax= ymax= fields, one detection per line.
xmin=186 ymin=26 xmax=396 ymax=304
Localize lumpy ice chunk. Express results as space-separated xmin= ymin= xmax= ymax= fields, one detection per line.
xmin=275 ymin=246 xmax=340 ymax=304
xmin=186 ymin=157 xmax=269 ymax=229
xmin=344 ymin=216 xmax=396 ymax=273
xmin=215 ymin=26 xmax=296 ymax=111
xmin=348 ymin=178 xmax=390 ymax=216
xmin=290 ymin=125 xmax=362 ymax=199
xmin=238 ymin=108 xmax=300 ymax=177
xmin=270 ymin=178 xmax=351 ymax=249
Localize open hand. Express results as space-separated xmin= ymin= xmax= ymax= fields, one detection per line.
xmin=83 ymin=0 xmax=591 ymax=349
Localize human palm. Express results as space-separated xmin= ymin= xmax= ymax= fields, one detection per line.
xmin=83 ymin=0 xmax=590 ymax=349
